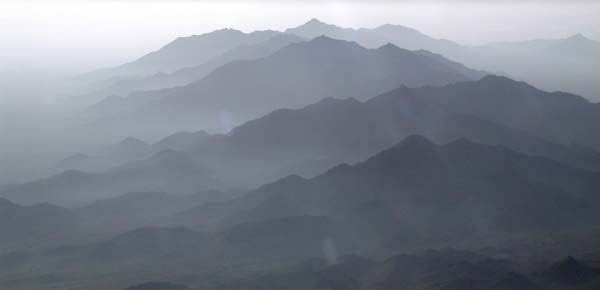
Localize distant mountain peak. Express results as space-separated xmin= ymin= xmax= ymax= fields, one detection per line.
xmin=307 ymin=18 xmax=326 ymax=25
xmin=286 ymin=18 xmax=348 ymax=36
xmin=479 ymin=74 xmax=514 ymax=83
xmin=301 ymin=18 xmax=339 ymax=29
xmin=210 ymin=27 xmax=243 ymax=34
xmin=304 ymin=35 xmax=363 ymax=49
xmin=364 ymin=135 xmax=439 ymax=167
xmin=311 ymin=35 xmax=340 ymax=42
xmin=374 ymin=23 xmax=419 ymax=33
xmin=566 ymin=33 xmax=590 ymax=42
xmin=377 ymin=42 xmax=401 ymax=51
xmin=119 ymin=136 xmax=148 ymax=147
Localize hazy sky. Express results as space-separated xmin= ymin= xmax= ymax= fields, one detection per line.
xmin=1 ymin=0 xmax=599 ymax=73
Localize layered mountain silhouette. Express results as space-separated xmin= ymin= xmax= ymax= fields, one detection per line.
xmin=75 ymin=190 xmax=231 ymax=234
xmin=87 ymin=36 xmax=484 ymax=139
xmin=285 ymin=19 xmax=600 ymax=100
xmin=13 ymin=75 xmax=600 ymax=208
xmin=2 ymin=150 xmax=220 ymax=206
xmin=55 ymin=132 xmax=210 ymax=173
xmin=85 ymin=34 xmax=306 ymax=104
xmin=81 ymin=29 xmax=280 ymax=81
xmin=177 ymin=135 xmax=600 ymax=251
xmin=144 ymin=75 xmax=600 ymax=188
xmin=4 ymin=16 xmax=600 ymax=290
xmin=55 ymin=136 xmax=154 ymax=172
xmin=286 ymin=18 xmax=460 ymax=52
xmin=0 ymin=198 xmax=75 ymax=246
xmin=378 ymin=75 xmax=600 ymax=150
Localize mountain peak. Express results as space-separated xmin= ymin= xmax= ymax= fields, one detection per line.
xmin=566 ymin=33 xmax=590 ymax=42
xmin=307 ymin=18 xmax=326 ymax=25
xmin=305 ymin=35 xmax=363 ymax=50
xmin=363 ymin=135 xmax=439 ymax=167
xmin=312 ymin=35 xmax=337 ymax=42
xmin=286 ymin=18 xmax=345 ymax=36
xmin=119 ymin=136 xmax=148 ymax=147
xmin=479 ymin=74 xmax=514 ymax=83
xmin=377 ymin=42 xmax=401 ymax=51
xmin=374 ymin=23 xmax=419 ymax=33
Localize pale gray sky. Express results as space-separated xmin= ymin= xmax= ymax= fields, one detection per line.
xmin=1 ymin=0 xmax=599 ymax=73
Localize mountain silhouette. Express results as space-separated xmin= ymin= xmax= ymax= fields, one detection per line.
xmin=0 ymin=198 xmax=75 ymax=246
xmin=88 ymin=34 xmax=306 ymax=101
xmin=184 ymin=136 xmax=600 ymax=250
xmin=2 ymin=150 xmax=221 ymax=206
xmin=82 ymin=29 xmax=280 ymax=81
xmin=144 ymin=76 xmax=600 ymax=189
xmin=88 ymin=36 xmax=484 ymax=139
xmin=285 ymin=19 xmax=600 ymax=100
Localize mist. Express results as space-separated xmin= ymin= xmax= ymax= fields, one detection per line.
xmin=2 ymin=0 xmax=599 ymax=74
xmin=2 ymin=1 xmax=600 ymax=290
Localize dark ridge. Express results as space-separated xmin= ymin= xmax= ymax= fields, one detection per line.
xmin=545 ymin=256 xmax=597 ymax=284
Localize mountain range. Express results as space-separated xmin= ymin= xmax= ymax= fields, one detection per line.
xmin=2 ymin=150 xmax=221 ymax=206
xmin=10 ymin=75 xmax=600 ymax=207
xmin=2 ymin=135 xmax=600 ymax=289
xmin=83 ymin=18 xmax=600 ymax=102
xmin=285 ymin=19 xmax=600 ymax=100
xmin=176 ymin=135 xmax=600 ymax=251
xmin=3 ymin=17 xmax=600 ymax=290
xmin=84 ymin=36 xmax=485 ymax=140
